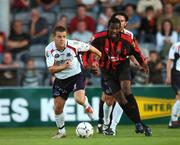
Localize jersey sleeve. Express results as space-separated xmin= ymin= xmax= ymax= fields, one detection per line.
xmin=70 ymin=40 xmax=90 ymax=52
xmin=45 ymin=48 xmax=55 ymax=67
xmin=130 ymin=39 xmax=145 ymax=65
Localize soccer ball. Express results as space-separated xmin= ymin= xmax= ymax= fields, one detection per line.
xmin=76 ymin=122 xmax=94 ymax=138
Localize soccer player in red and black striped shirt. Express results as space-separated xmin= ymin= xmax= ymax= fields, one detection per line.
xmin=91 ymin=17 xmax=151 ymax=136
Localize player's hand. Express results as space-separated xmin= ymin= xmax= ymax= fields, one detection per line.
xmin=165 ymin=76 xmax=171 ymax=85
xmin=64 ymin=60 xmax=72 ymax=68
xmin=141 ymin=63 xmax=149 ymax=74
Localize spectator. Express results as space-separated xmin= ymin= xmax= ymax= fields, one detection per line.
xmin=0 ymin=32 xmax=6 ymax=62
xmin=96 ymin=6 xmax=114 ymax=32
xmin=36 ymin=0 xmax=59 ymax=14
xmin=148 ymin=50 xmax=163 ymax=84
xmin=68 ymin=4 xmax=96 ymax=34
xmin=10 ymin=0 xmax=30 ymax=13
xmin=139 ymin=6 xmax=157 ymax=44
xmin=0 ymin=51 xmax=20 ymax=86
xmin=124 ymin=4 xmax=141 ymax=38
xmin=7 ymin=20 xmax=30 ymax=61
xmin=156 ymin=19 xmax=178 ymax=59
xmin=71 ymin=20 xmax=93 ymax=43
xmin=157 ymin=3 xmax=180 ymax=33
xmin=137 ymin=0 xmax=163 ymax=17
xmin=21 ymin=57 xmax=40 ymax=87
xmin=76 ymin=0 xmax=99 ymax=15
xmin=29 ymin=8 xmax=49 ymax=45
xmin=100 ymin=0 xmax=123 ymax=12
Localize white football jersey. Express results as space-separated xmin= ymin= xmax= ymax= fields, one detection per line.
xmin=123 ymin=29 xmax=134 ymax=39
xmin=168 ymin=42 xmax=180 ymax=71
xmin=45 ymin=39 xmax=90 ymax=79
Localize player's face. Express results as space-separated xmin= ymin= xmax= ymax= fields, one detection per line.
xmin=54 ymin=31 xmax=67 ymax=50
xmin=108 ymin=23 xmax=121 ymax=41
xmin=115 ymin=15 xmax=128 ymax=31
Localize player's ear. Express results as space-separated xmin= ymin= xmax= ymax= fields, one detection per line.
xmin=125 ymin=22 xmax=128 ymax=28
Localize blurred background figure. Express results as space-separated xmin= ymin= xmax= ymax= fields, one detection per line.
xmin=124 ymin=3 xmax=141 ymax=39
xmin=35 ymin=0 xmax=59 ymax=14
xmin=0 ymin=51 xmax=20 ymax=86
xmin=0 ymin=32 xmax=6 ymax=62
xmin=137 ymin=0 xmax=163 ymax=17
xmin=68 ymin=4 xmax=96 ymax=34
xmin=148 ymin=50 xmax=163 ymax=84
xmin=71 ymin=20 xmax=93 ymax=43
xmin=10 ymin=0 xmax=30 ymax=13
xmin=21 ymin=57 xmax=40 ymax=87
xmin=7 ymin=20 xmax=30 ymax=61
xmin=156 ymin=19 xmax=178 ymax=59
xmin=96 ymin=6 xmax=114 ymax=32
xmin=157 ymin=3 xmax=180 ymax=33
xmin=139 ymin=6 xmax=157 ymax=44
xmin=29 ymin=8 xmax=49 ymax=45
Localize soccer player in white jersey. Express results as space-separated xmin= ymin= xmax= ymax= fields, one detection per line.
xmin=166 ymin=42 xmax=180 ymax=128
xmin=45 ymin=26 xmax=101 ymax=139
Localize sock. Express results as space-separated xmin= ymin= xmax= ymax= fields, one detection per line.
xmin=171 ymin=100 xmax=180 ymax=121
xmin=126 ymin=94 xmax=141 ymax=123
xmin=82 ymin=96 xmax=90 ymax=108
xmin=120 ymin=93 xmax=142 ymax=124
xmin=98 ymin=98 xmax=104 ymax=124
xmin=110 ymin=102 xmax=123 ymax=132
xmin=55 ymin=113 xmax=65 ymax=134
xmin=103 ymin=103 xmax=112 ymax=125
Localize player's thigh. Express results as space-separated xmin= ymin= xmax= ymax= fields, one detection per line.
xmin=121 ymin=80 xmax=132 ymax=95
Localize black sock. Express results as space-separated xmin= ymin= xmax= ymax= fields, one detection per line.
xmin=120 ymin=94 xmax=141 ymax=124
xmin=98 ymin=98 xmax=104 ymax=124
xmin=125 ymin=94 xmax=141 ymax=123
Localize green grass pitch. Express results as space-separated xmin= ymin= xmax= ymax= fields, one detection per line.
xmin=0 ymin=125 xmax=180 ymax=145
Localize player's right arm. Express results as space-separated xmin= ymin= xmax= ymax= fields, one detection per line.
xmin=48 ymin=61 xmax=71 ymax=74
xmin=45 ymin=48 xmax=71 ymax=74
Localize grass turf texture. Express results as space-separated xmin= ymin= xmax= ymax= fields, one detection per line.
xmin=0 ymin=125 xmax=180 ymax=145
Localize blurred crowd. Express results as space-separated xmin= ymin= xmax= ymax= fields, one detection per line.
xmin=0 ymin=0 xmax=179 ymax=87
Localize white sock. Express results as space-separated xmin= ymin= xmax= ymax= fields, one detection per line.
xmin=171 ymin=100 xmax=180 ymax=121
xmin=55 ymin=113 xmax=65 ymax=134
xmin=83 ymin=96 xmax=90 ymax=108
xmin=103 ymin=103 xmax=112 ymax=125
xmin=110 ymin=102 xmax=123 ymax=132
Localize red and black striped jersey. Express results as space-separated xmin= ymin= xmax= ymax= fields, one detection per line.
xmin=91 ymin=31 xmax=145 ymax=70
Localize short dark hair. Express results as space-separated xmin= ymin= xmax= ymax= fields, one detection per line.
xmin=53 ymin=26 xmax=66 ymax=36
xmin=108 ymin=18 xmax=121 ymax=27
xmin=111 ymin=12 xmax=129 ymax=22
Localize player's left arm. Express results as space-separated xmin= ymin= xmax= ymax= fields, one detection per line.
xmin=130 ymin=40 xmax=149 ymax=74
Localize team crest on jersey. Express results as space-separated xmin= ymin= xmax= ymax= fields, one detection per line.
xmin=55 ymin=53 xmax=60 ymax=58
xmin=66 ymin=53 xmax=71 ymax=57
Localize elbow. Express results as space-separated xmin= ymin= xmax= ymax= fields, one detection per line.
xmin=48 ymin=67 xmax=55 ymax=74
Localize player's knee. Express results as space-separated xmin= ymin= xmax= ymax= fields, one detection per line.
xmin=104 ymin=95 xmax=115 ymax=106
xmin=122 ymin=86 xmax=131 ymax=96
xmin=54 ymin=105 xmax=63 ymax=114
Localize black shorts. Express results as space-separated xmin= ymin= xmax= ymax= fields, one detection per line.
xmin=101 ymin=60 xmax=131 ymax=95
xmin=52 ymin=73 xmax=85 ymax=100
xmin=171 ymin=69 xmax=180 ymax=94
